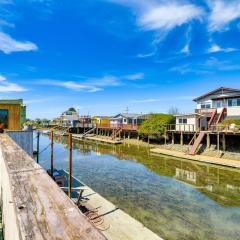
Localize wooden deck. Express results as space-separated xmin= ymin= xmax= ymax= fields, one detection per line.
xmin=73 ymin=134 xmax=123 ymax=144
xmin=61 ymin=170 xmax=162 ymax=240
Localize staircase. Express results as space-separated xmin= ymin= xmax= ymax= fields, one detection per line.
xmin=189 ymin=132 xmax=206 ymax=155
xmin=111 ymin=127 xmax=122 ymax=140
xmin=82 ymin=127 xmax=96 ymax=137
xmin=208 ymin=108 xmax=226 ymax=130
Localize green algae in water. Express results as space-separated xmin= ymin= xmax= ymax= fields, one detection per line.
xmin=37 ymin=133 xmax=240 ymax=240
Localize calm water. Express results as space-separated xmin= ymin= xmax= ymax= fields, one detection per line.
xmin=36 ymin=133 xmax=240 ymax=240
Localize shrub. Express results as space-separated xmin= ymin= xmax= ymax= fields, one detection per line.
xmin=138 ymin=113 xmax=175 ymax=135
xmin=222 ymin=118 xmax=240 ymax=126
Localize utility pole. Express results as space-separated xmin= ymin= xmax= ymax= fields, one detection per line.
xmin=68 ymin=133 xmax=73 ymax=198
xmin=50 ymin=130 xmax=54 ymax=177
xmin=36 ymin=131 xmax=40 ymax=163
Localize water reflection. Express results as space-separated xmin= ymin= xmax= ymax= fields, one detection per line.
xmin=37 ymin=133 xmax=240 ymax=240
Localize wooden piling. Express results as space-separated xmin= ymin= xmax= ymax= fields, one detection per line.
xmin=217 ymin=133 xmax=220 ymax=152
xmin=180 ymin=132 xmax=183 ymax=146
xmin=50 ymin=130 xmax=54 ymax=177
xmin=68 ymin=133 xmax=73 ymax=198
xmin=222 ymin=133 xmax=226 ymax=152
xmin=36 ymin=131 xmax=40 ymax=164
xmin=172 ymin=132 xmax=175 ymax=144
xmin=207 ymin=133 xmax=210 ymax=148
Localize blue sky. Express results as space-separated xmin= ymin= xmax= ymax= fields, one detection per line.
xmin=0 ymin=0 xmax=240 ymax=119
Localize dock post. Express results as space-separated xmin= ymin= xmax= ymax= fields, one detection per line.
xmin=50 ymin=130 xmax=54 ymax=177
xmin=68 ymin=133 xmax=73 ymax=198
xmin=36 ymin=131 xmax=40 ymax=164
xmin=217 ymin=133 xmax=220 ymax=152
xmin=207 ymin=133 xmax=210 ymax=148
xmin=180 ymin=132 xmax=183 ymax=146
xmin=222 ymin=133 xmax=226 ymax=152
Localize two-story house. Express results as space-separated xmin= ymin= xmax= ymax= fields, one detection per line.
xmin=175 ymin=87 xmax=240 ymax=132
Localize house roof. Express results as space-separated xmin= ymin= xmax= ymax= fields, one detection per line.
xmin=112 ymin=113 xmax=143 ymax=119
xmin=193 ymin=87 xmax=240 ymax=102
xmin=175 ymin=113 xmax=202 ymax=117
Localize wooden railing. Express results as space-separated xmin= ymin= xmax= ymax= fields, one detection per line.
xmin=209 ymin=124 xmax=240 ymax=132
xmin=96 ymin=124 xmax=139 ymax=131
xmin=195 ymin=108 xmax=216 ymax=114
xmin=165 ymin=124 xmax=196 ymax=132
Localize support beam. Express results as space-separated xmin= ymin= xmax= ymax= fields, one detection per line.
xmin=217 ymin=134 xmax=220 ymax=152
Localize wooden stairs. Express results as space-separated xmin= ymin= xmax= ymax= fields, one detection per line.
xmin=111 ymin=127 xmax=122 ymax=140
xmin=189 ymin=131 xmax=206 ymax=155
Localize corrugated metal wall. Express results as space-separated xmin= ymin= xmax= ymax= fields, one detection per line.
xmin=6 ymin=131 xmax=33 ymax=157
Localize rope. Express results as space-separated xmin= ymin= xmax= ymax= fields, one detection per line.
xmin=38 ymin=144 xmax=51 ymax=155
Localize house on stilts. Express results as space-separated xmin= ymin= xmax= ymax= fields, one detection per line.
xmin=166 ymin=87 xmax=240 ymax=155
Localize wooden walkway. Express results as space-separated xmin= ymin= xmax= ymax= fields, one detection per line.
xmin=61 ymin=170 xmax=162 ymax=240
xmin=151 ymin=148 xmax=240 ymax=169
xmin=73 ymin=134 xmax=123 ymax=145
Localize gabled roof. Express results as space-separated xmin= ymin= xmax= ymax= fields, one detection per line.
xmin=193 ymin=87 xmax=240 ymax=102
xmin=112 ymin=113 xmax=143 ymax=119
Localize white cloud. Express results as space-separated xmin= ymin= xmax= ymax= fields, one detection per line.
xmin=40 ymin=80 xmax=103 ymax=92
xmin=38 ymin=72 xmax=144 ymax=92
xmin=138 ymin=3 xmax=203 ymax=32
xmin=181 ymin=43 xmax=190 ymax=54
xmin=136 ymin=52 xmax=155 ymax=58
xmin=208 ymin=44 xmax=237 ymax=53
xmin=0 ymin=32 xmax=38 ymax=54
xmin=208 ymin=0 xmax=240 ymax=32
xmin=124 ymin=72 xmax=144 ymax=80
xmin=0 ymin=75 xmax=27 ymax=92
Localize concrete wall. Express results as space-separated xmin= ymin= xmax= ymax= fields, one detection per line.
xmin=0 ymin=134 xmax=106 ymax=240
xmin=6 ymin=130 xmax=33 ymax=157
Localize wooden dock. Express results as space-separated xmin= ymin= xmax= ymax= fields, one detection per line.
xmin=151 ymin=147 xmax=240 ymax=169
xmin=61 ymin=170 xmax=162 ymax=240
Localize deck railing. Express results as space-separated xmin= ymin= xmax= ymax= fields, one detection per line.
xmin=96 ymin=124 xmax=139 ymax=131
xmin=209 ymin=124 xmax=240 ymax=133
xmin=165 ymin=124 xmax=196 ymax=132
xmin=195 ymin=108 xmax=216 ymax=114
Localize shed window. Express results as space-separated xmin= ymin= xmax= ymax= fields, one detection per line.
xmin=179 ymin=118 xmax=187 ymax=124
xmin=201 ymin=104 xmax=211 ymax=109
xmin=0 ymin=109 xmax=8 ymax=128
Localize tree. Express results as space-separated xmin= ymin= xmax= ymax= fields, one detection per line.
xmin=168 ymin=107 xmax=180 ymax=115
xmin=138 ymin=114 xmax=175 ymax=142
xmin=68 ymin=107 xmax=77 ymax=112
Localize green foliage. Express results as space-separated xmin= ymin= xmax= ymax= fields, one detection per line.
xmin=68 ymin=107 xmax=77 ymax=112
xmin=138 ymin=114 xmax=175 ymax=135
xmin=222 ymin=118 xmax=240 ymax=126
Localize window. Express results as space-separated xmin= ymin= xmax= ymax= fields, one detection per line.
xmin=0 ymin=109 xmax=8 ymax=128
xmin=179 ymin=118 xmax=187 ymax=124
xmin=201 ymin=103 xmax=211 ymax=109
xmin=216 ymin=101 xmax=222 ymax=108
xmin=228 ymin=99 xmax=240 ymax=107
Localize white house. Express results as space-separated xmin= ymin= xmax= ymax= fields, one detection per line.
xmin=176 ymin=87 xmax=240 ymax=132
xmin=110 ymin=113 xmax=145 ymax=127
xmin=59 ymin=109 xmax=79 ymax=127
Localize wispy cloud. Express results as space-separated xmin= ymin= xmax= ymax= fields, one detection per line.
xmin=131 ymin=96 xmax=194 ymax=104
xmin=108 ymin=0 xmax=204 ymax=35
xmin=208 ymin=0 xmax=240 ymax=32
xmin=0 ymin=32 xmax=38 ymax=54
xmin=170 ymin=57 xmax=240 ymax=74
xmin=138 ymin=3 xmax=203 ymax=32
xmin=0 ymin=75 xmax=27 ymax=92
xmin=207 ymin=44 xmax=237 ymax=53
xmin=37 ymin=72 xmax=145 ymax=92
